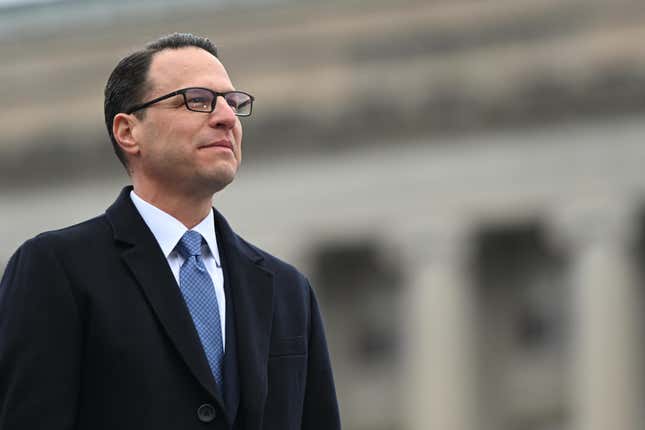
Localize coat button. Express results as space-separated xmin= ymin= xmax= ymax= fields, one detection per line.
xmin=197 ymin=403 xmax=216 ymax=423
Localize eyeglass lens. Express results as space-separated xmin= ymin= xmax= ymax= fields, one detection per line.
xmin=184 ymin=88 xmax=252 ymax=115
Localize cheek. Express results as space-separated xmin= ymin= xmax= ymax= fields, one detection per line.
xmin=158 ymin=122 xmax=195 ymax=153
xmin=142 ymin=124 xmax=187 ymax=164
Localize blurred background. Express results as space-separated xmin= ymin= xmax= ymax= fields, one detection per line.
xmin=2 ymin=0 xmax=645 ymax=429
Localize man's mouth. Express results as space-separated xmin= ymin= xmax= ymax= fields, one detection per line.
xmin=200 ymin=139 xmax=233 ymax=152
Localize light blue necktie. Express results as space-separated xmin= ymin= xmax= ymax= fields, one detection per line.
xmin=176 ymin=230 xmax=224 ymax=390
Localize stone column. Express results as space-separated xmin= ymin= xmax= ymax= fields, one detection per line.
xmin=556 ymin=206 xmax=644 ymax=430
xmin=402 ymin=226 xmax=478 ymax=430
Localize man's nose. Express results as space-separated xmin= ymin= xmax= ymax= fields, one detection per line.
xmin=208 ymin=96 xmax=237 ymax=129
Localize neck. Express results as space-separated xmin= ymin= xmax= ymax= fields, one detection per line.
xmin=132 ymin=182 xmax=214 ymax=229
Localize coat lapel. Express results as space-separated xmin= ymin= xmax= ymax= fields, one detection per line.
xmin=105 ymin=187 xmax=224 ymax=407
xmin=213 ymin=209 xmax=274 ymax=428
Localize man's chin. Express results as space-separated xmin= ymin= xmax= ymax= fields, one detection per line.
xmin=201 ymin=168 xmax=237 ymax=194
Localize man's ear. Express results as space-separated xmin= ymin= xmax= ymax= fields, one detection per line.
xmin=113 ymin=113 xmax=141 ymax=158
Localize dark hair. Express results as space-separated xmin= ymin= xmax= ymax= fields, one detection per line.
xmin=104 ymin=33 xmax=219 ymax=168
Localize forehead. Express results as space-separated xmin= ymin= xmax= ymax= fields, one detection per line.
xmin=146 ymin=47 xmax=234 ymax=95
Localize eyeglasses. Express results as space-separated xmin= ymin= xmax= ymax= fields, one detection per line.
xmin=126 ymin=87 xmax=255 ymax=116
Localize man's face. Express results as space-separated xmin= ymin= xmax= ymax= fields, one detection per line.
xmin=131 ymin=47 xmax=243 ymax=196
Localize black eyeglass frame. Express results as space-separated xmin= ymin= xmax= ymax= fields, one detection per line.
xmin=125 ymin=87 xmax=255 ymax=116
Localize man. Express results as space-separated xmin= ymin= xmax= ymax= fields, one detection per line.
xmin=0 ymin=33 xmax=340 ymax=430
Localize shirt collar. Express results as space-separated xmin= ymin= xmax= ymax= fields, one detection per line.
xmin=130 ymin=190 xmax=220 ymax=266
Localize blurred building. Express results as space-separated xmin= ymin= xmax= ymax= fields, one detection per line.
xmin=2 ymin=0 xmax=645 ymax=429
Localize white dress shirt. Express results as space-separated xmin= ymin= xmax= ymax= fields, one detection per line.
xmin=130 ymin=190 xmax=226 ymax=350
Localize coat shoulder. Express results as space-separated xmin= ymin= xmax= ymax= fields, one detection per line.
xmin=235 ymin=235 xmax=310 ymax=287
xmin=27 ymin=214 xmax=110 ymax=248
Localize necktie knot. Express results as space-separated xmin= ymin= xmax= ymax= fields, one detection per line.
xmin=177 ymin=230 xmax=203 ymax=259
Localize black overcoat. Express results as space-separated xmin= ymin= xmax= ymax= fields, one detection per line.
xmin=0 ymin=186 xmax=340 ymax=430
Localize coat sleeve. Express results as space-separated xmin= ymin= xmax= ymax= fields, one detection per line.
xmin=301 ymin=281 xmax=341 ymax=430
xmin=0 ymin=237 xmax=82 ymax=429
